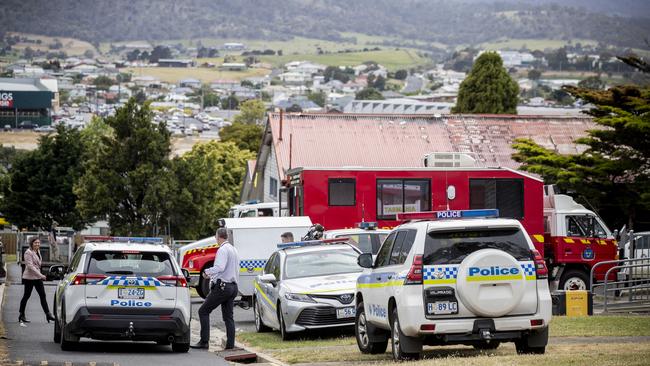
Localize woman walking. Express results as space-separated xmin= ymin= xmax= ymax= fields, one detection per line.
xmin=19 ymin=237 xmax=55 ymax=324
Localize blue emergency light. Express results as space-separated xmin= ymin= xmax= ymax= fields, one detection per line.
xmin=357 ymin=221 xmax=378 ymax=230
xmin=396 ymin=209 xmax=500 ymax=221
xmin=277 ymin=238 xmax=348 ymax=249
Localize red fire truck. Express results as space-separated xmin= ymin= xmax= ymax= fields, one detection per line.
xmin=283 ymin=166 xmax=618 ymax=290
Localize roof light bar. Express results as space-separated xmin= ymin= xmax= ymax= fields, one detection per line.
xmin=277 ymin=238 xmax=349 ymax=249
xmin=357 ymin=222 xmax=378 ymax=230
xmin=83 ymin=236 xmax=164 ymax=244
xmin=396 ymin=209 xmax=500 ymax=221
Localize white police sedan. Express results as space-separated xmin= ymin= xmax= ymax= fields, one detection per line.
xmin=253 ymin=240 xmax=363 ymax=340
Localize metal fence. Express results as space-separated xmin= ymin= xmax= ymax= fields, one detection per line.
xmin=591 ymin=257 xmax=650 ymax=313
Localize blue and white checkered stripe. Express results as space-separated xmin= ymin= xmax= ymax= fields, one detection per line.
xmin=520 ymin=262 xmax=536 ymax=279
xmin=423 ymin=265 xmax=459 ymax=283
xmin=240 ymin=259 xmax=267 ymax=273
xmin=92 ymin=276 xmax=170 ymax=287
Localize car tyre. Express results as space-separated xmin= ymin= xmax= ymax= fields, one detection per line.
xmin=559 ymin=269 xmax=590 ymax=291
xmin=53 ymin=295 xmax=61 ymax=343
xmin=254 ymin=296 xmax=270 ymax=332
xmin=473 ymin=340 xmax=500 ymax=350
xmin=60 ymin=301 xmax=79 ymax=351
xmin=172 ymin=342 xmax=190 ymax=353
xmin=355 ymin=302 xmax=388 ymax=354
xmin=277 ymin=304 xmax=292 ymax=341
xmin=390 ymin=308 xmax=420 ymax=361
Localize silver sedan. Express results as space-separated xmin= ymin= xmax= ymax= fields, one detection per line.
xmin=253 ymin=243 xmax=362 ymax=340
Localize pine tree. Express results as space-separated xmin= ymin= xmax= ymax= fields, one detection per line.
xmin=452 ymin=52 xmax=519 ymax=114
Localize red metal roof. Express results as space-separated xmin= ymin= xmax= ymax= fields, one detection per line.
xmin=268 ymin=113 xmax=596 ymax=180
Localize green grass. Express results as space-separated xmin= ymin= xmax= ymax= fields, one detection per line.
xmin=550 ymin=315 xmax=650 ymax=337
xmin=479 ymin=38 xmax=598 ymax=51
xmin=238 ymin=332 xmax=354 ymax=350
xmin=259 ymin=49 xmax=428 ymax=71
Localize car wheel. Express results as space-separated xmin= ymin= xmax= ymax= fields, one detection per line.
xmin=198 ymin=273 xmax=210 ymax=299
xmin=60 ymin=301 xmax=79 ymax=351
xmin=390 ymin=308 xmax=420 ymax=361
xmin=277 ymin=304 xmax=292 ymax=341
xmin=560 ymin=269 xmax=589 ymax=291
xmin=254 ymin=296 xmax=270 ymax=332
xmin=356 ymin=302 xmax=388 ymax=354
xmin=473 ymin=340 xmax=500 ymax=350
xmin=172 ymin=342 xmax=190 ymax=353
xmin=53 ymin=295 xmax=61 ymax=343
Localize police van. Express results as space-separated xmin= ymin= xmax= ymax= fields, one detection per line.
xmin=51 ymin=237 xmax=191 ymax=352
xmin=354 ymin=209 xmax=552 ymax=361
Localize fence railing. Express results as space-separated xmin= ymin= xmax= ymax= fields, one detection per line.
xmin=590 ymin=257 xmax=650 ymax=313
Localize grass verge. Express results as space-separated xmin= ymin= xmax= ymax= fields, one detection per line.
xmin=239 ymin=315 xmax=650 ymax=364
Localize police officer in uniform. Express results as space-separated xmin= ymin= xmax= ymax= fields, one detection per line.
xmin=191 ymin=227 xmax=240 ymax=350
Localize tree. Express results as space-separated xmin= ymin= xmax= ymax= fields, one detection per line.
xmin=221 ymin=94 xmax=239 ymax=110
xmin=578 ymin=76 xmax=606 ymax=90
xmin=93 ymin=75 xmax=114 ymax=90
xmin=452 ymin=52 xmax=519 ymax=114
xmin=394 ymin=69 xmax=408 ymax=80
xmin=203 ymin=92 xmax=221 ymax=108
xmin=83 ymin=49 xmax=95 ymax=59
xmin=528 ymin=69 xmax=542 ymax=81
xmin=218 ymin=122 xmax=263 ymax=154
xmin=355 ymin=87 xmax=384 ymax=100
xmin=74 ymin=99 xmax=174 ymax=236
xmin=234 ymin=99 xmax=266 ymax=125
xmin=149 ymin=45 xmax=172 ymax=63
xmin=512 ymin=60 xmax=650 ymax=230
xmin=323 ymin=66 xmax=352 ymax=83
xmin=307 ymin=91 xmax=327 ymax=107
xmin=1 ymin=126 xmax=88 ymax=230
xmin=168 ymin=141 xmax=254 ymax=239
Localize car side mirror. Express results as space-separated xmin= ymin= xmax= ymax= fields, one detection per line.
xmin=259 ymin=273 xmax=277 ymax=284
xmin=182 ymin=268 xmax=191 ymax=282
xmin=358 ymin=253 xmax=374 ymax=268
xmin=49 ymin=264 xmax=65 ymax=276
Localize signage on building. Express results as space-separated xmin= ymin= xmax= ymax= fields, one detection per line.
xmin=0 ymin=92 xmax=13 ymax=108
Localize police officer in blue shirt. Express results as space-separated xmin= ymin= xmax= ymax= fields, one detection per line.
xmin=191 ymin=227 xmax=240 ymax=350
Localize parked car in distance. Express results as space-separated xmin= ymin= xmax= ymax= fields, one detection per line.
xmin=19 ymin=121 xmax=36 ymax=129
xmin=323 ymin=222 xmax=390 ymax=255
xmin=34 ymin=125 xmax=56 ymax=133
xmin=3 ymin=124 xmax=11 ymax=132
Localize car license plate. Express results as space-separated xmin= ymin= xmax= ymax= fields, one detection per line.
xmin=427 ymin=301 xmax=458 ymax=315
xmin=336 ymin=306 xmax=356 ymax=319
xmin=118 ymin=288 xmax=145 ymax=299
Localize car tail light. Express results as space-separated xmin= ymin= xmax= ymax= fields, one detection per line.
xmin=531 ymin=250 xmax=548 ymax=279
xmin=420 ymin=324 xmax=436 ymax=331
xmin=71 ymin=273 xmax=106 ymax=285
xmin=530 ymin=319 xmax=544 ymax=326
xmin=158 ymin=275 xmax=188 ymax=287
xmin=404 ymin=255 xmax=423 ymax=285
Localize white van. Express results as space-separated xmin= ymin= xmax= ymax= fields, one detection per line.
xmin=229 ymin=201 xmax=286 ymax=218
xmin=178 ymin=216 xmax=313 ymax=300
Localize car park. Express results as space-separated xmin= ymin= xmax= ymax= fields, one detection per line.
xmin=323 ymin=222 xmax=390 ymax=255
xmin=51 ymin=238 xmax=191 ymax=352
xmin=253 ymin=241 xmax=363 ymax=340
xmin=355 ymin=209 xmax=552 ymax=360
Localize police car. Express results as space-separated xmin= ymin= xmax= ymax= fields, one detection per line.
xmin=51 ymin=238 xmax=191 ymax=352
xmin=253 ymin=240 xmax=363 ymax=340
xmin=323 ymin=222 xmax=391 ymax=255
xmin=354 ymin=210 xmax=552 ymax=361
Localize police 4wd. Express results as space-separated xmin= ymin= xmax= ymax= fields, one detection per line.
xmin=51 ymin=238 xmax=191 ymax=352
xmin=354 ymin=210 xmax=552 ymax=361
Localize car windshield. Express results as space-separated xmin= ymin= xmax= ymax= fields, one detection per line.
xmin=423 ymin=228 xmax=532 ymax=265
xmin=334 ymin=233 xmax=388 ymax=255
xmin=87 ymin=250 xmax=175 ymax=276
xmin=284 ymin=248 xmax=362 ymax=279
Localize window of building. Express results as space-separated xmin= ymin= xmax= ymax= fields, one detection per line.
xmin=376 ymin=179 xmax=431 ymax=220
xmin=329 ymin=178 xmax=355 ymax=206
xmin=269 ymin=177 xmax=278 ymax=198
xmin=469 ymin=179 xmax=524 ymax=219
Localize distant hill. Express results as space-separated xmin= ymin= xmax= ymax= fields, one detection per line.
xmin=1 ymin=0 xmax=648 ymax=50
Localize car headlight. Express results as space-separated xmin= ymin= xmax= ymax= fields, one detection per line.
xmin=285 ymin=293 xmax=315 ymax=303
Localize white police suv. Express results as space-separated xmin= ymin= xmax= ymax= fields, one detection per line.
xmin=253 ymin=240 xmax=362 ymax=340
xmin=51 ymin=237 xmax=191 ymax=352
xmin=355 ymin=210 xmax=552 ymax=361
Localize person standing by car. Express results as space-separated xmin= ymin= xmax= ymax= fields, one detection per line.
xmin=19 ymin=237 xmax=55 ymax=324
xmin=191 ymin=227 xmax=240 ymax=350
xmin=280 ymin=232 xmax=294 ymax=243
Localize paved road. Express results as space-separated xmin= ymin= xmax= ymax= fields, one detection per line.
xmin=2 ymin=263 xmax=258 ymax=366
